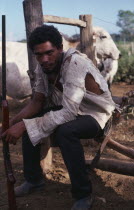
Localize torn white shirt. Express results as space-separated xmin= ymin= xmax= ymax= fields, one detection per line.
xmin=23 ymin=48 xmax=115 ymax=146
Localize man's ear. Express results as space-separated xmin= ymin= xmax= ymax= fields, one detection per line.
xmin=60 ymin=44 xmax=63 ymax=51
xmin=57 ymin=44 xmax=63 ymax=52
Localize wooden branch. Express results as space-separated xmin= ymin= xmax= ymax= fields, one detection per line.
xmin=43 ymin=15 xmax=86 ymax=27
xmin=86 ymin=158 xmax=134 ymax=176
xmin=107 ymin=138 xmax=134 ymax=159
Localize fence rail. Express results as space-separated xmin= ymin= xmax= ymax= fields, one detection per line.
xmin=43 ymin=15 xmax=86 ymax=27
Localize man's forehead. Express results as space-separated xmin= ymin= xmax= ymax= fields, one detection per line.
xmin=33 ymin=42 xmax=57 ymax=55
xmin=34 ymin=41 xmax=55 ymax=51
xmin=34 ymin=49 xmax=54 ymax=56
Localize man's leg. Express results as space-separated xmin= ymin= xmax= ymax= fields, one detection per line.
xmin=22 ymin=131 xmax=44 ymax=183
xmin=55 ymin=115 xmax=101 ymax=201
xmin=15 ymin=131 xmax=45 ymax=197
xmin=15 ymin=106 xmax=62 ymax=196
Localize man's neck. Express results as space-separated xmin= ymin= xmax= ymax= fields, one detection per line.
xmin=47 ymin=52 xmax=64 ymax=83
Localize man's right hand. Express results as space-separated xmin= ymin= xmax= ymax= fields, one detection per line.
xmin=1 ymin=121 xmax=26 ymax=145
xmin=0 ymin=119 xmax=15 ymax=140
xmin=0 ymin=92 xmax=45 ymax=141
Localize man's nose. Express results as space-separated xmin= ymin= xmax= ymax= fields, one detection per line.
xmin=41 ymin=54 xmax=49 ymax=62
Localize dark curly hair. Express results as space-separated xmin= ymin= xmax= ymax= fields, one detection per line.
xmin=28 ymin=25 xmax=62 ymax=51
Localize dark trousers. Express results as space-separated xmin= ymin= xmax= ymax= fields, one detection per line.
xmin=22 ymin=114 xmax=101 ymax=199
xmin=22 ymin=131 xmax=43 ymax=183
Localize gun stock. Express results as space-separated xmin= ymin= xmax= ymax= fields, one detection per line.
xmin=2 ymin=15 xmax=17 ymax=210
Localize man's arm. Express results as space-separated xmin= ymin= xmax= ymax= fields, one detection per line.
xmin=0 ymin=92 xmax=45 ymax=144
xmin=10 ymin=92 xmax=45 ymax=126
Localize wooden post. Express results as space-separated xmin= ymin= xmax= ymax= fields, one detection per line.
xmin=40 ymin=137 xmax=53 ymax=176
xmin=23 ymin=0 xmax=53 ymax=172
xmin=23 ymin=0 xmax=43 ymax=88
xmin=79 ymin=15 xmax=97 ymax=66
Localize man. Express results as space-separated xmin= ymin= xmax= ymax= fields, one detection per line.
xmin=1 ymin=25 xmax=116 ymax=209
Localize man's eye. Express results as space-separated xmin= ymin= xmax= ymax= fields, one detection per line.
xmin=47 ymin=51 xmax=53 ymax=55
xmin=36 ymin=54 xmax=43 ymax=58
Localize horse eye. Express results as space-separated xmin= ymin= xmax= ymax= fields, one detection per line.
xmin=100 ymin=36 xmax=107 ymax=39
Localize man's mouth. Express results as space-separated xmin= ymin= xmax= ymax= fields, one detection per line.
xmin=41 ymin=64 xmax=56 ymax=74
xmin=42 ymin=63 xmax=54 ymax=70
xmin=44 ymin=66 xmax=50 ymax=69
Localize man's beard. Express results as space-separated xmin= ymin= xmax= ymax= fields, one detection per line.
xmin=41 ymin=66 xmax=59 ymax=74
xmin=42 ymin=67 xmax=55 ymax=74
xmin=41 ymin=53 xmax=64 ymax=75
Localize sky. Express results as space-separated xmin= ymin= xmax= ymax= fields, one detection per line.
xmin=0 ymin=0 xmax=134 ymax=41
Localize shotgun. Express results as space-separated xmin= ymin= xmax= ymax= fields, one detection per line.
xmin=1 ymin=15 xmax=17 ymax=210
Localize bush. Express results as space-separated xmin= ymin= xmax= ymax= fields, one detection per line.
xmin=114 ymin=44 xmax=134 ymax=84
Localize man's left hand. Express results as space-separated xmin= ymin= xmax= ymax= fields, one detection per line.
xmin=1 ymin=121 xmax=26 ymax=145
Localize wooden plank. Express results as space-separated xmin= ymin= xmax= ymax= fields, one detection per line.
xmin=43 ymin=15 xmax=86 ymax=27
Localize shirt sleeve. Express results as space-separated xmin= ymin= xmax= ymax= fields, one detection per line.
xmin=23 ymin=54 xmax=87 ymax=146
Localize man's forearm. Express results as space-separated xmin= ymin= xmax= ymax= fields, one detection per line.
xmin=10 ymin=93 xmax=45 ymax=126
xmin=10 ymin=102 xmax=41 ymax=125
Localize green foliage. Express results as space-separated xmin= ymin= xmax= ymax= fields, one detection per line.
xmin=114 ymin=44 xmax=134 ymax=84
xmin=116 ymin=10 xmax=134 ymax=41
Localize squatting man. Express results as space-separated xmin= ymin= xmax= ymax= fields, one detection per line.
xmin=1 ymin=25 xmax=118 ymax=209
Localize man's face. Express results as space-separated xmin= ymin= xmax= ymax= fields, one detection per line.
xmin=34 ymin=41 xmax=63 ymax=74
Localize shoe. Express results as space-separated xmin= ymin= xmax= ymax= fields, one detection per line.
xmin=71 ymin=195 xmax=93 ymax=210
xmin=15 ymin=179 xmax=45 ymax=197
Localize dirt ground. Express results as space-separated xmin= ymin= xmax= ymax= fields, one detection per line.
xmin=0 ymin=83 xmax=134 ymax=210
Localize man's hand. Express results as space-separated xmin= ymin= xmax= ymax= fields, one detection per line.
xmin=1 ymin=121 xmax=26 ymax=145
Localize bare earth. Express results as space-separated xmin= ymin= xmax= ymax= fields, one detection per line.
xmin=0 ymin=83 xmax=134 ymax=210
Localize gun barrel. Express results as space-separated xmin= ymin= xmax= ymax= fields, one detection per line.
xmin=2 ymin=15 xmax=6 ymax=100
xmin=1 ymin=15 xmax=17 ymax=210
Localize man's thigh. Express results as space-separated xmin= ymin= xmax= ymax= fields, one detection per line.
xmin=56 ymin=115 xmax=101 ymax=140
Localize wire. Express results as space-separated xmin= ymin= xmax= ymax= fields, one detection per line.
xmin=94 ymin=16 xmax=119 ymax=27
